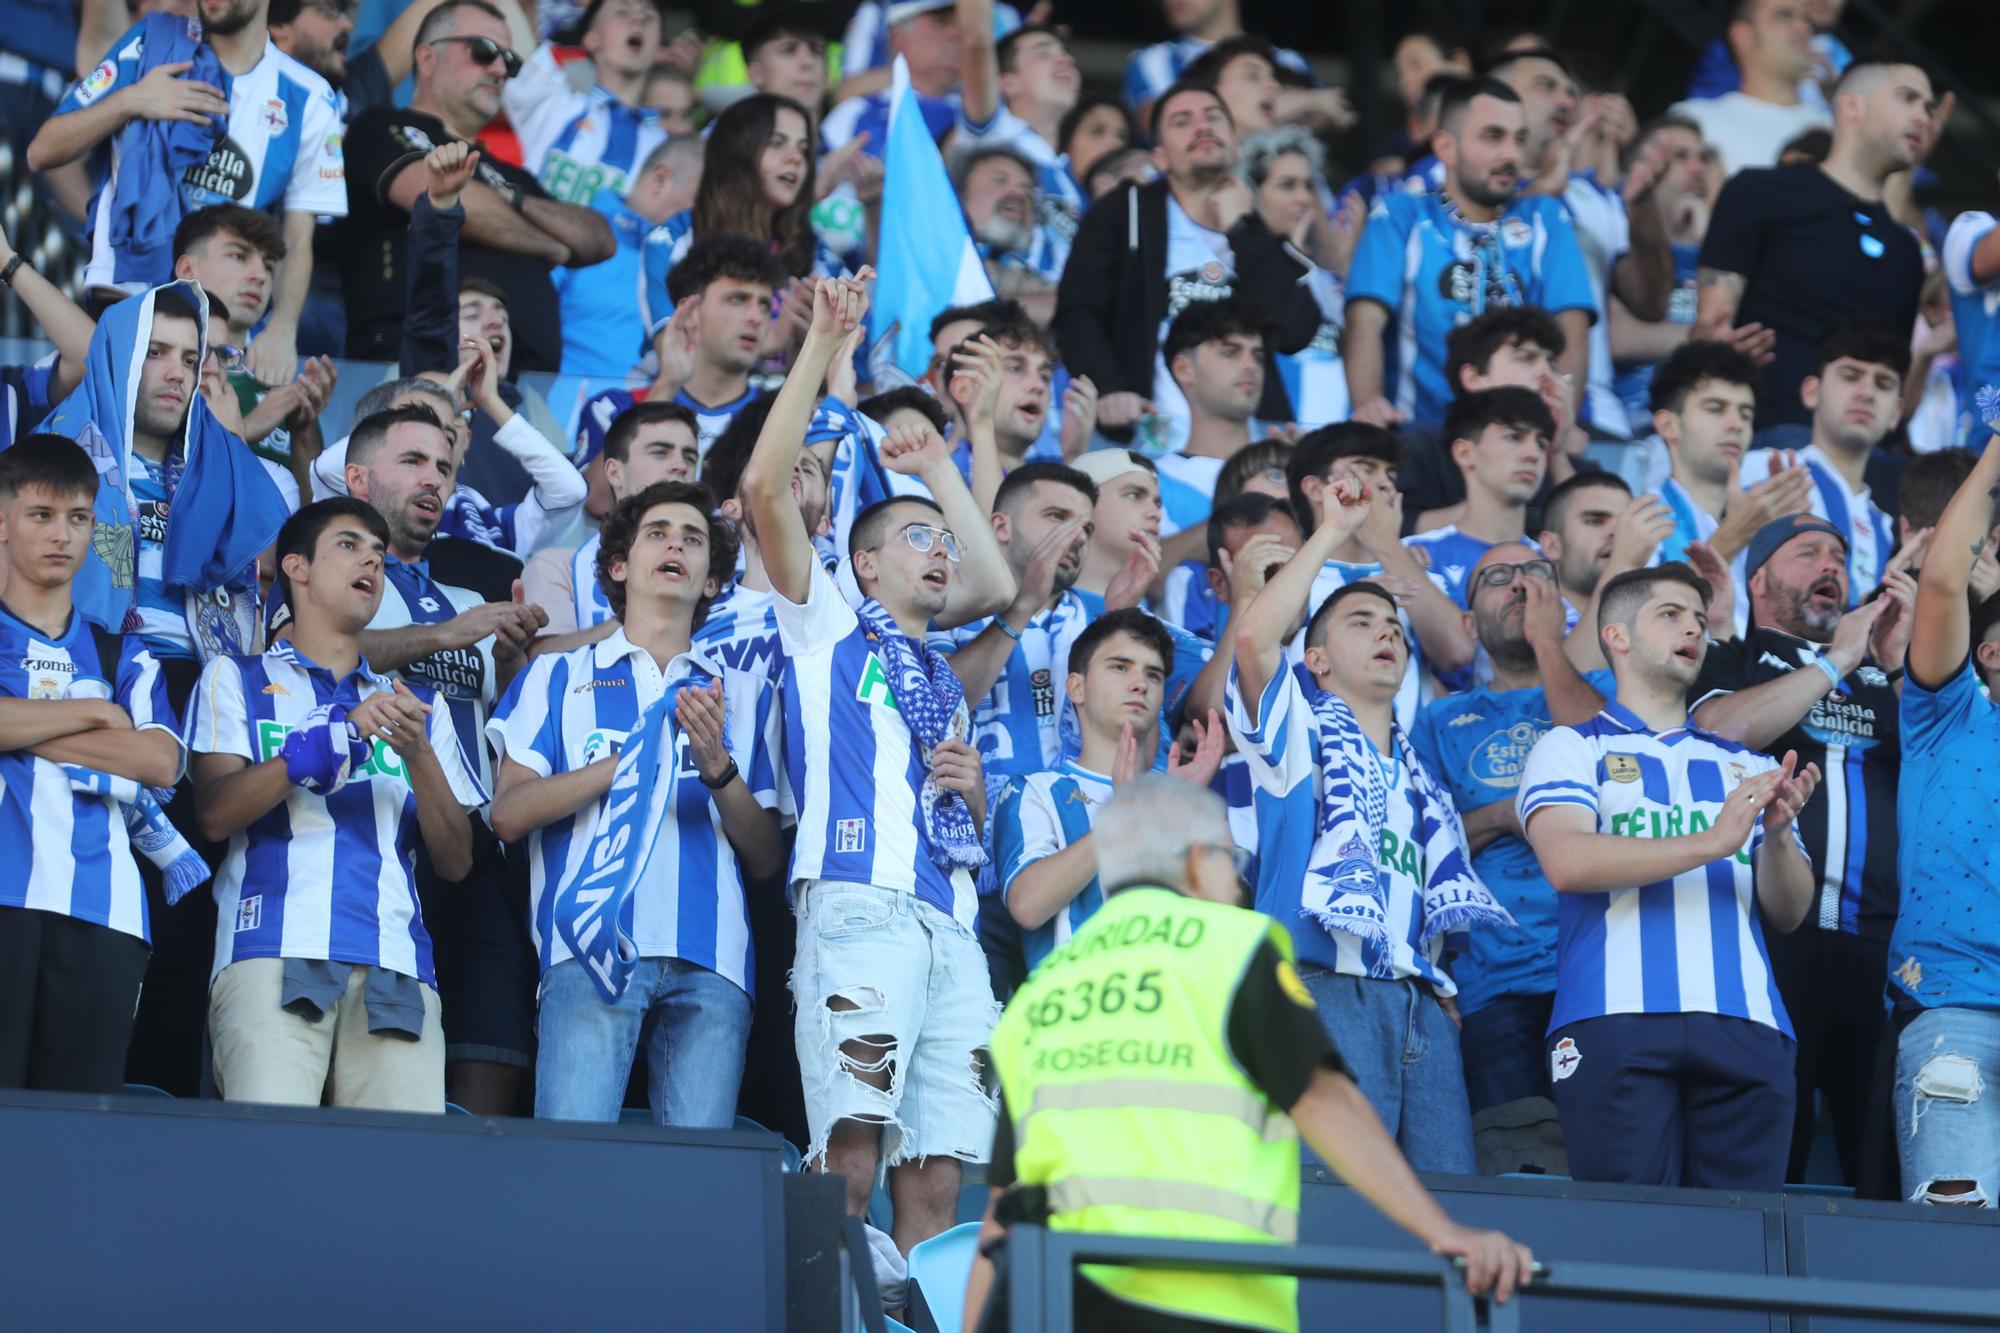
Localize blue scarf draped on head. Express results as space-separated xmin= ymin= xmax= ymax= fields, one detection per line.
xmin=108 ymin=14 xmax=233 ymax=285
xmin=855 ymin=597 xmax=987 ymax=871
xmin=37 ymin=281 xmax=290 ymax=655
xmin=556 ymin=667 xmax=717 ymax=1003
xmin=1301 ymin=685 xmax=1513 ymax=972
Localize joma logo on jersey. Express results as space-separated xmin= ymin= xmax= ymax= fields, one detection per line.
xmin=255 ymin=720 xmax=409 ymax=780
xmin=855 ymin=653 xmax=899 ymax=710
xmin=1610 ymin=804 xmax=1751 ymax=865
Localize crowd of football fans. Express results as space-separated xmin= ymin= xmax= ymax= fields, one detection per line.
xmin=4 ymin=0 xmax=2000 ymax=1284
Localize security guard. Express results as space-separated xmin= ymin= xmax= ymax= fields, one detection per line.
xmin=965 ymin=775 xmax=1534 ymax=1332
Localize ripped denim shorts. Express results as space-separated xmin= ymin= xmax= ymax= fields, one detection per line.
xmin=790 ymin=881 xmax=1001 ymax=1174
xmin=1895 ymin=1006 xmax=2000 ymax=1207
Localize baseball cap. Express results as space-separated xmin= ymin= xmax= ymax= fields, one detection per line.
xmin=886 ymin=0 xmax=953 ymax=24
xmin=1070 ymin=448 xmax=1155 ymax=490
xmin=1743 ymin=513 xmax=1847 ymax=582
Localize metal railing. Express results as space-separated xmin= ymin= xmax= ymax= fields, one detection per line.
xmin=1000 ymin=1225 xmax=2000 ymax=1332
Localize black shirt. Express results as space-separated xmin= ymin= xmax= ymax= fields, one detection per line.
xmin=1699 ymin=165 xmax=1922 ymax=431
xmin=1691 ymin=627 xmax=1901 ymax=939
xmin=338 ymin=106 xmax=564 ymax=372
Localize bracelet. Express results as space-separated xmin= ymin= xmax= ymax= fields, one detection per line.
xmin=698 ymin=758 xmax=739 ymax=790
xmin=995 ymin=618 xmax=1025 ymax=642
xmin=0 ymin=255 xmax=23 ymax=287
xmin=1810 ymin=655 xmax=1844 ymax=691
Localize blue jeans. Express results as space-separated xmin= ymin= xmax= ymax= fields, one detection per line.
xmin=1460 ymin=993 xmax=1555 ymax=1114
xmin=1895 ymin=1008 xmax=2000 ymax=1206
xmin=534 ymin=956 xmax=752 ymax=1128
xmin=1299 ymin=968 xmax=1475 ymax=1174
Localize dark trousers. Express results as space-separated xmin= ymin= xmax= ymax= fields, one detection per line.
xmin=1550 ymin=1012 xmax=1796 ymax=1191
xmin=1461 ymin=992 xmax=1556 ymax=1114
xmin=1767 ymin=925 xmax=1895 ymax=1188
xmin=0 ymin=906 xmax=152 ymax=1093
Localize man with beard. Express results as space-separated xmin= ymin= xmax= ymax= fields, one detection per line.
xmin=956 ymin=147 xmax=1059 ymax=301
xmin=268 ymin=0 xmax=450 ymax=112
xmin=1054 ymin=81 xmax=1322 ymax=441
xmin=28 ymin=0 xmax=345 ymax=382
xmin=1345 ymin=77 xmax=1595 ymax=429
xmin=1695 ymin=62 xmax=1931 ymax=440
xmin=1690 ymin=514 xmax=1912 ymax=1189
xmin=338 ymin=0 xmax=615 ymax=370
xmin=343 ymin=401 xmax=549 ymax=1114
xmin=1735 ymin=321 xmax=1907 ymax=603
xmin=955 ymin=0 xmax=1084 ymax=281
xmin=1520 ymin=562 xmax=1819 ymax=1189
xmin=932 ymin=462 xmax=1098 ymax=780
xmin=1412 ymin=541 xmax=1609 ymax=1173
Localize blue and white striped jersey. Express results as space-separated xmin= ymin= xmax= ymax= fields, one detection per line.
xmin=692 ymin=581 xmax=784 ymax=682
xmin=1121 ymin=35 xmax=1314 ymax=111
xmin=1 ymin=359 xmax=57 ymax=455
xmin=1517 ymin=701 xmax=1796 ymax=1037
xmin=129 ymin=453 xmax=190 ymax=660
xmin=929 ymin=591 xmax=1090 ymax=780
xmin=639 ymin=208 xmax=848 ymax=346
xmin=64 ymin=29 xmax=347 ymax=291
xmin=566 ymin=534 xmax=614 ymax=632
xmin=1157 ymin=561 xmax=1221 ymax=643
xmin=369 ymin=557 xmax=497 ymax=790
xmin=1944 ymin=211 xmax=2000 ymax=442
xmin=503 ymin=44 xmax=666 ymax=205
xmin=0 ymin=606 xmax=181 ymax=942
xmin=1299 ymin=554 xmax=1442 ymax=728
xmin=775 ymin=564 xmax=978 ymax=926
xmin=487 ymin=630 xmax=782 ymax=990
xmin=1154 ymin=452 xmax=1224 ymax=540
xmin=1402 ymin=524 xmax=1501 ymax=611
xmin=187 ymin=642 xmax=488 ymax=986
xmin=991 ymin=761 xmax=1112 ymax=971
xmin=839 ymin=0 xmax=1023 ymax=78
xmin=1225 ymin=661 xmax=1455 ymax=993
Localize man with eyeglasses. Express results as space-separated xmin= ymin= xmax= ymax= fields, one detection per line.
xmin=27 ymin=0 xmax=347 ymax=384
xmin=1687 ymin=514 xmax=1910 ymax=1191
xmin=339 ymin=0 xmax=615 ymax=372
xmin=1411 ymin=542 xmax=1609 ymax=1174
xmin=1226 ymin=468 xmax=1510 ymax=1173
xmin=743 ymin=274 xmax=1019 ymax=1271
xmin=502 ymin=0 xmax=667 ymax=206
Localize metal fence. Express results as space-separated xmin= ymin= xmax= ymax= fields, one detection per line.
xmin=999 ymin=1225 xmax=2000 ymax=1332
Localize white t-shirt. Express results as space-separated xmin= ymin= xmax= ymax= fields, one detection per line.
xmin=1668 ymin=92 xmax=1831 ymax=177
xmin=1152 ymin=197 xmax=1235 ymax=437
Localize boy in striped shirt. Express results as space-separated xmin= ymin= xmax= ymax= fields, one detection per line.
xmin=187 ymin=497 xmax=487 ymax=1112
xmin=991 ymin=608 xmax=1222 ymax=970
xmin=0 ymin=437 xmax=185 ymax=1094
xmin=743 ymin=272 xmax=1018 ymax=1257
xmin=489 ymin=480 xmax=785 ymax=1127
xmin=1519 ymin=562 xmax=1819 ymax=1190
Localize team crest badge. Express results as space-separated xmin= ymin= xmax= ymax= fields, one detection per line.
xmin=1551 ymin=1037 xmax=1581 ymax=1081
xmin=1605 ymin=754 xmax=1641 ymax=784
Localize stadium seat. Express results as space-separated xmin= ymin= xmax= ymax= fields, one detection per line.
xmin=733 ymin=1115 xmax=803 ymax=1172
xmin=906 ymin=1221 xmax=981 ymax=1333
xmin=122 ymin=1083 xmax=174 ymax=1098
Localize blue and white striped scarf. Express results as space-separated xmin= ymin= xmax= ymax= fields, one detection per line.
xmin=555 ymin=667 xmax=716 ymax=1002
xmin=64 ymin=766 xmax=209 ymax=905
xmin=1302 ymin=686 xmax=1511 ymax=973
xmin=855 ymin=597 xmax=987 ymax=871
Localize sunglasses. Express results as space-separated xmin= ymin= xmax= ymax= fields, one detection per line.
xmin=432 ymin=34 xmax=522 ymax=78
xmin=1473 ymin=558 xmax=1557 ymax=590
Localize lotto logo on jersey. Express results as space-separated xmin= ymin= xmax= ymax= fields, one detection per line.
xmin=855 ymin=653 xmax=899 ymax=710
xmin=236 ymin=896 xmax=262 ymax=933
xmin=836 ymin=818 xmax=867 ymax=854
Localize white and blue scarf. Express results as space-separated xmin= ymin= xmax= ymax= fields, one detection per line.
xmin=1301 ymin=687 xmax=1512 ymax=973
xmin=555 ymin=668 xmax=716 ymax=1002
xmin=65 ymin=767 xmax=209 ymax=905
xmin=855 ymin=597 xmax=987 ymax=871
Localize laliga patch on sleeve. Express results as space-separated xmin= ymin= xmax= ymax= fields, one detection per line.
xmin=1551 ymin=1036 xmax=1581 ymax=1082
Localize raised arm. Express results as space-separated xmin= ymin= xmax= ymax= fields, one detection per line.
xmin=383 ymin=158 xmax=571 ymax=264
xmin=1695 ymin=601 xmax=1882 ymax=747
xmin=1910 ymin=411 xmax=2000 ymax=686
xmin=875 ymin=422 xmax=1018 ymax=629
xmin=1232 ymin=470 xmax=1371 ymax=711
xmin=0 ymin=226 xmax=95 ymax=397
xmin=955 ymin=0 xmax=999 ymax=127
xmin=744 ymin=272 xmax=873 ymax=603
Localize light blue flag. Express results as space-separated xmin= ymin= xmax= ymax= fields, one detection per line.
xmin=871 ymin=55 xmax=995 ymax=381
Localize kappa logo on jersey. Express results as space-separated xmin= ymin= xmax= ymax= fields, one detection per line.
xmin=1447 ymin=711 xmax=1485 ymax=727
xmin=1551 ymin=1036 xmax=1581 ymax=1081
xmin=1758 ymin=652 xmax=1794 ymax=671
xmin=855 ymin=653 xmax=899 ymax=709
xmin=836 ymin=818 xmax=867 ymax=853
xmin=236 ymin=895 xmax=262 ymax=933
xmin=1857 ymin=665 xmax=1890 ymax=687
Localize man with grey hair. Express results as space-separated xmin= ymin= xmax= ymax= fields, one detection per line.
xmin=967 ymin=772 xmax=1536 ymax=1329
